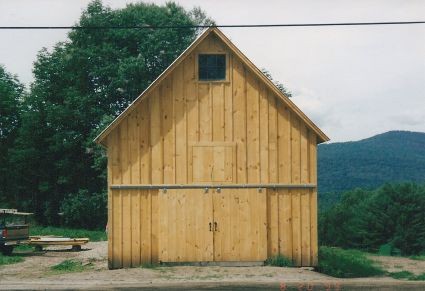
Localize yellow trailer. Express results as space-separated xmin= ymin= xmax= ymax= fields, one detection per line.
xmin=29 ymin=236 xmax=89 ymax=251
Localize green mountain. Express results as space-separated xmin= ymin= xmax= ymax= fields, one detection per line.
xmin=318 ymin=131 xmax=425 ymax=207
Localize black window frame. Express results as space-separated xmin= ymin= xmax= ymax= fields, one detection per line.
xmin=198 ymin=54 xmax=226 ymax=81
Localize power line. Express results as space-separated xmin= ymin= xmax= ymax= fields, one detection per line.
xmin=0 ymin=21 xmax=424 ymax=30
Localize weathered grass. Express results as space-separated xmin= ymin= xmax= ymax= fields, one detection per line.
xmin=140 ymin=262 xmax=160 ymax=269
xmin=317 ymin=246 xmax=384 ymax=278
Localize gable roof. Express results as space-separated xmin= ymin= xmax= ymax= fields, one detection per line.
xmin=94 ymin=27 xmax=329 ymax=145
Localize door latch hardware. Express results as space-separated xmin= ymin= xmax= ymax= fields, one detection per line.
xmin=214 ymin=222 xmax=218 ymax=232
xmin=209 ymin=222 xmax=212 ymax=231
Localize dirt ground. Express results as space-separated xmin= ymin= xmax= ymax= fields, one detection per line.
xmin=0 ymin=242 xmax=424 ymax=290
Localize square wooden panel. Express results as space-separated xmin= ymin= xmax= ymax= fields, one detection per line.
xmin=190 ymin=142 xmax=236 ymax=183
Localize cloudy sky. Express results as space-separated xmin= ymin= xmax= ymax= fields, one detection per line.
xmin=0 ymin=0 xmax=424 ymax=142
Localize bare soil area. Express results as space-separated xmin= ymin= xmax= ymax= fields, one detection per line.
xmin=0 ymin=242 xmax=424 ymax=290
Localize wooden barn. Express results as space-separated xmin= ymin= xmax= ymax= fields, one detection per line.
xmin=95 ymin=27 xmax=329 ymax=269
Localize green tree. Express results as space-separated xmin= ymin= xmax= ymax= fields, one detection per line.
xmin=0 ymin=66 xmax=24 ymax=207
xmin=261 ymin=68 xmax=292 ymax=97
xmin=363 ymin=183 xmax=425 ymax=255
xmin=320 ymin=183 xmax=425 ymax=255
xmin=319 ymin=188 xmax=371 ymax=249
xmin=11 ymin=0 xmax=214 ymax=226
xmin=60 ymin=189 xmax=107 ymax=230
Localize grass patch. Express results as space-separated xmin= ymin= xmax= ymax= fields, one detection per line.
xmin=409 ymin=255 xmax=425 ymax=261
xmin=265 ymin=254 xmax=293 ymax=267
xmin=413 ymin=273 xmax=425 ymax=281
xmin=30 ymin=226 xmax=106 ymax=241
xmin=389 ymin=271 xmax=414 ymax=280
xmin=0 ymin=254 xmax=24 ymax=266
xmin=195 ymin=274 xmax=223 ymax=280
xmin=156 ymin=267 xmax=171 ymax=273
xmin=14 ymin=245 xmax=34 ymax=252
xmin=317 ymin=246 xmax=384 ymax=278
xmin=389 ymin=271 xmax=425 ymax=281
xmin=50 ymin=259 xmax=90 ymax=273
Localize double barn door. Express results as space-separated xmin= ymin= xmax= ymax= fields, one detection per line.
xmin=158 ymin=188 xmax=267 ymax=263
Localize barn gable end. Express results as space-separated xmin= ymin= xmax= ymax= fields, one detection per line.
xmin=95 ymin=28 xmax=328 ymax=146
xmin=99 ymin=27 xmax=329 ymax=269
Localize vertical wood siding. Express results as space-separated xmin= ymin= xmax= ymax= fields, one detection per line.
xmin=109 ymin=189 xmax=156 ymax=269
xmin=106 ymin=34 xmax=319 ymax=268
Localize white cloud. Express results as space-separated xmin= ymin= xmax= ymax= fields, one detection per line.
xmin=391 ymin=112 xmax=425 ymax=127
xmin=291 ymin=86 xmax=341 ymax=129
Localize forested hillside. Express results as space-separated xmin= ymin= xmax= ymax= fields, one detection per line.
xmin=318 ymin=131 xmax=425 ymax=208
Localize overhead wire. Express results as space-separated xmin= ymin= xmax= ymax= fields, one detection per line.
xmin=0 ymin=21 xmax=424 ymax=30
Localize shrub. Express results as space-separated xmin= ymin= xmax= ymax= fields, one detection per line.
xmin=378 ymin=243 xmax=401 ymax=256
xmin=60 ymin=190 xmax=107 ymax=230
xmin=317 ymin=246 xmax=384 ymax=278
xmin=265 ymin=254 xmax=293 ymax=267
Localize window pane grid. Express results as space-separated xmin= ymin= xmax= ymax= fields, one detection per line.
xmin=199 ymin=54 xmax=226 ymax=81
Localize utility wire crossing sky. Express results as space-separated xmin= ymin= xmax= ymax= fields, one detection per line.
xmin=0 ymin=21 xmax=424 ymax=29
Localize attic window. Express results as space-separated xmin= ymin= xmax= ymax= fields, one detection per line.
xmin=198 ymin=54 xmax=226 ymax=81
